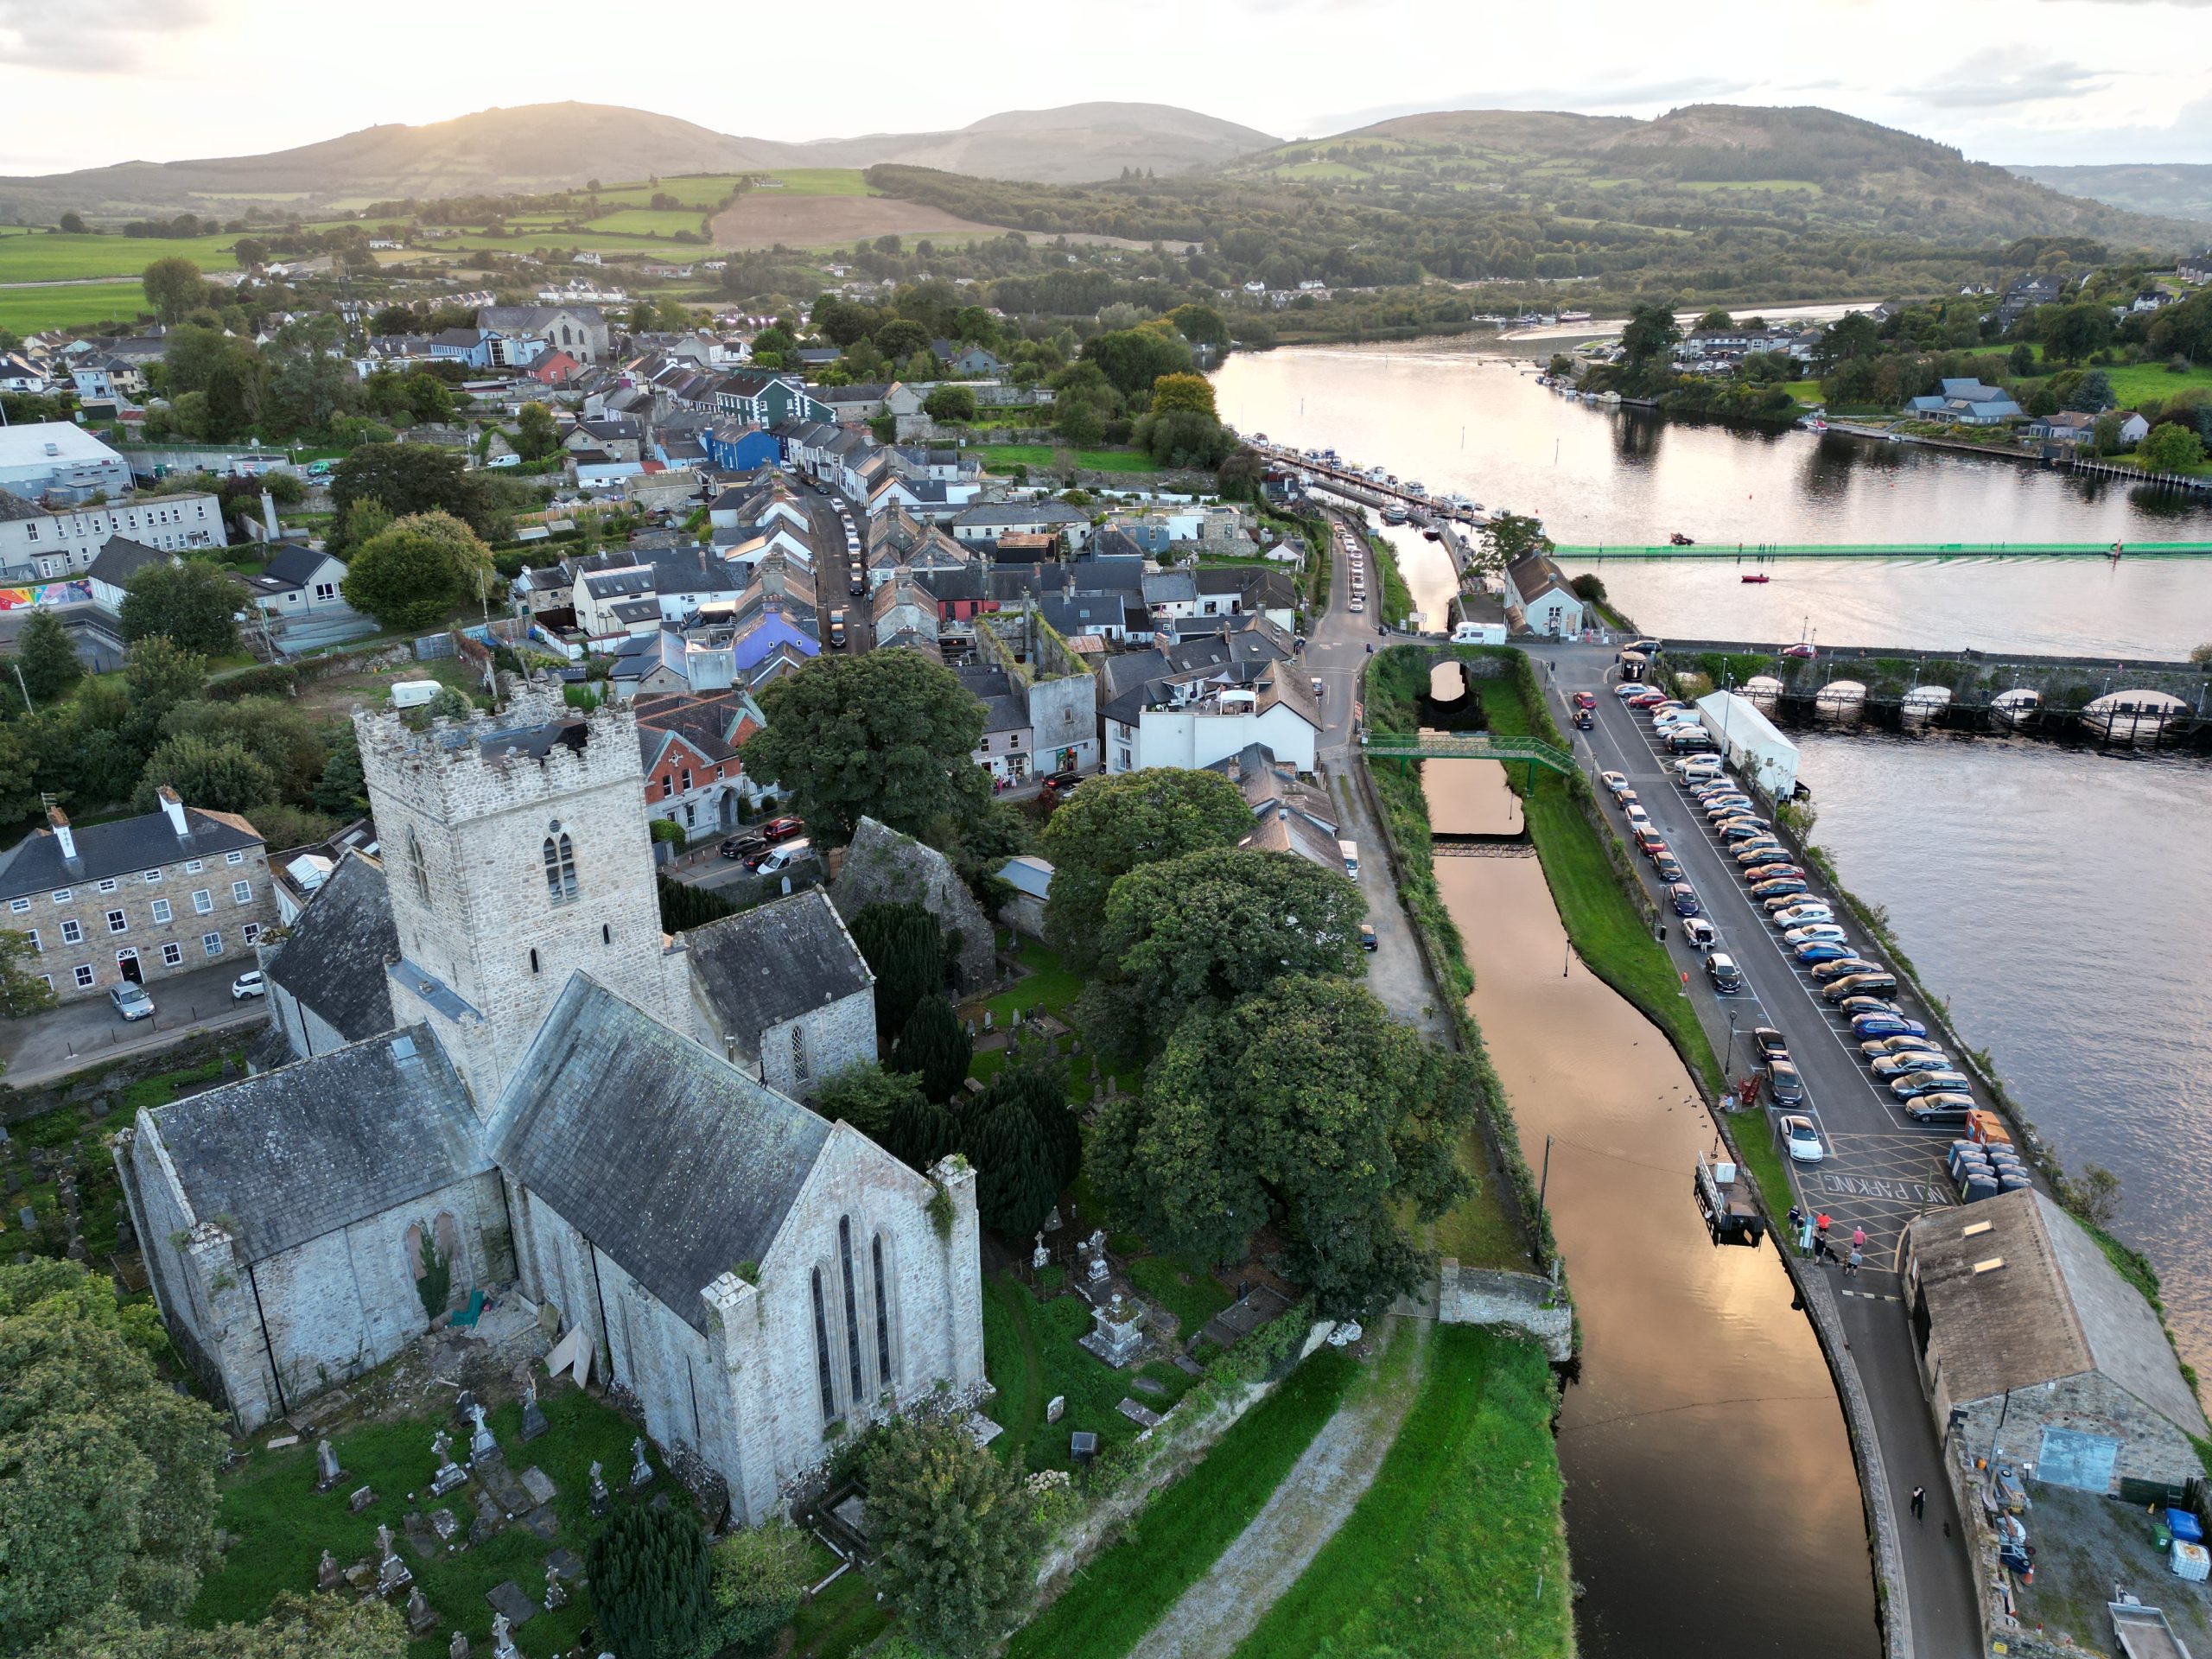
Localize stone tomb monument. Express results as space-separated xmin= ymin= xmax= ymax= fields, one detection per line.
xmin=1078 ymin=1292 xmax=1147 ymax=1368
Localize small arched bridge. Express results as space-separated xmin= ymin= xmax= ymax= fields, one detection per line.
xmin=1362 ymin=732 xmax=1580 ymax=777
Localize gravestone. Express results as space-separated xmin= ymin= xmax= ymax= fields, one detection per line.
xmin=429 ymin=1508 xmax=460 ymax=1544
xmin=1032 ymin=1232 xmax=1049 ymax=1271
xmin=404 ymin=1510 xmax=442 ymax=1559
xmin=519 ymin=1465 xmax=556 ymax=1507
xmin=489 ymin=1611 xmax=521 ymax=1659
xmin=587 ymin=1460 xmax=610 ymax=1518
xmin=518 ymin=1381 xmax=549 ymax=1444
xmin=453 ymin=1389 xmax=478 ymax=1427
xmin=348 ymin=1484 xmax=377 ymax=1513
xmin=342 ymin=1559 xmax=375 ymax=1592
xmin=628 ymin=1437 xmax=653 ymax=1491
xmin=544 ymin=1547 xmax=582 ymax=1581
xmin=406 ymin=1586 xmax=438 ymax=1637
xmin=486 ymin=1580 xmax=537 ymax=1630
xmin=467 ymin=1402 xmax=498 ymax=1464
xmin=1116 ymin=1398 xmax=1164 ymax=1428
xmin=1132 ymin=1374 xmax=1166 ymax=1396
xmin=1045 ymin=1395 xmax=1065 ymax=1424
xmin=374 ymin=1523 xmax=412 ymax=1596
xmin=517 ymin=1505 xmax=558 ymax=1541
xmin=429 ymin=1429 xmax=468 ymax=1497
xmin=314 ymin=1440 xmax=345 ymax=1491
xmin=468 ymin=1505 xmax=499 ymax=1548
xmin=448 ymin=1631 xmax=469 ymax=1659
xmin=543 ymin=1562 xmax=569 ymax=1611
xmin=316 ymin=1548 xmax=341 ymax=1592
xmin=4 ymin=1171 xmax=20 ymax=1193
xmin=17 ymin=1207 xmax=35 ymax=1232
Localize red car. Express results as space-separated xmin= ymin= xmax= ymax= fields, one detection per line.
xmin=759 ymin=816 xmax=804 ymax=842
xmin=1627 ymin=690 xmax=1667 ymax=709
xmin=1571 ymin=691 xmax=1597 ymax=709
xmin=1783 ymin=642 xmax=1817 ymax=660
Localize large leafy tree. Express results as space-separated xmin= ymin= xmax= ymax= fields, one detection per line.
xmin=31 ymin=1596 xmax=405 ymax=1659
xmin=0 ymin=928 xmax=59 ymax=1021
xmin=327 ymin=443 xmax=494 ymax=548
xmin=1147 ymin=372 xmax=1217 ymax=418
xmin=814 ymin=1062 xmax=928 ymax=1146
xmin=1096 ymin=847 xmax=1367 ymax=1054
xmin=1089 ymin=976 xmax=1477 ymax=1316
xmin=118 ymin=562 xmax=241 ymax=658
xmin=702 ymin=1521 xmax=811 ymax=1657
xmin=140 ymin=257 xmax=206 ymax=326
xmin=1080 ymin=322 xmax=1192 ymax=398
xmin=2141 ymin=421 xmax=2206 ymax=472
xmin=891 ymin=994 xmax=971 ymax=1103
xmin=1618 ymin=300 xmax=1682 ymax=382
xmin=132 ymin=734 xmax=278 ymax=816
xmin=864 ymin=1419 xmax=1042 ymax=1658
xmin=0 ymin=1260 xmax=227 ymax=1651
xmin=12 ymin=611 xmax=82 ymax=704
xmin=586 ymin=1506 xmax=713 ymax=1659
xmin=957 ymin=1042 xmax=1077 ymax=1235
xmin=158 ymin=699 xmax=329 ymax=804
xmin=121 ymin=639 xmax=208 ymax=751
xmin=514 ymin=402 xmax=560 ymax=460
xmin=340 ymin=511 xmax=491 ymax=632
xmin=741 ymin=651 xmax=988 ymax=847
xmin=847 ymin=901 xmax=946 ymax=1039
xmin=1037 ymin=768 xmax=1252 ymax=970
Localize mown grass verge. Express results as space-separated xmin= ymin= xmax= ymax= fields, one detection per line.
xmin=982 ymin=1274 xmax=1198 ymax=1473
xmin=1230 ymin=1325 xmax=1572 ymax=1659
xmin=1005 ymin=1346 xmax=1360 ymax=1659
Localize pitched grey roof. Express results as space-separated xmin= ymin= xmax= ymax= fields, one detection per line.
xmin=261 ymin=545 xmax=340 ymax=588
xmin=261 ymin=850 xmax=397 ymax=1045
xmin=149 ymin=1027 xmax=487 ymax=1264
xmin=487 ymin=974 xmax=832 ymax=1331
xmin=86 ymin=535 xmax=174 ymax=588
xmin=685 ymin=890 xmax=874 ymax=1045
xmin=0 ymin=805 xmax=262 ymax=899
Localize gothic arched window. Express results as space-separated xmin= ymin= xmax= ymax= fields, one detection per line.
xmin=810 ymin=1268 xmax=836 ymax=1425
xmin=407 ymin=828 xmax=430 ymax=907
xmin=791 ymin=1024 xmax=810 ymax=1084
xmin=542 ymin=828 xmax=578 ymax=906
xmin=838 ymin=1217 xmax=866 ymax=1400
xmin=872 ymin=1232 xmax=894 ymax=1389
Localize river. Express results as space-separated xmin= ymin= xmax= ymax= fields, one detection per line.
xmin=1427 ymin=760 xmax=1879 ymax=1659
xmin=1214 ymin=344 xmax=2212 ymax=658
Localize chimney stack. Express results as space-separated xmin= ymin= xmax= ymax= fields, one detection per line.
xmin=47 ymin=805 xmax=77 ymax=866
xmin=157 ymin=785 xmax=190 ymax=839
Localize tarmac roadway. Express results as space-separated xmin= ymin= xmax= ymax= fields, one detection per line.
xmin=1546 ymin=639 xmax=1981 ymax=1657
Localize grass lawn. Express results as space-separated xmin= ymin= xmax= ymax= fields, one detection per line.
xmin=789 ymin=1542 xmax=890 ymax=1659
xmin=2018 ymin=346 xmax=2212 ymax=408
xmin=981 ymin=939 xmax=1084 ymax=1025
xmin=977 ymin=444 xmax=1163 ymax=475
xmin=190 ymin=1382 xmax=659 ymax=1657
xmin=1125 ymin=1255 xmax=1232 ymax=1340
xmin=1230 ymin=1325 xmax=1572 ymax=1659
xmin=1004 ymin=1346 xmax=1361 ymax=1659
xmin=0 ymin=229 xmax=245 ymax=282
xmin=1475 ymin=673 xmax=1723 ymax=1096
xmin=0 ymin=279 xmax=149 ymax=334
xmin=982 ymin=1274 xmax=1198 ymax=1472
xmin=592 ymin=174 xmax=752 ymax=209
xmin=585 ymin=207 xmax=710 ymax=238
xmin=760 ymin=168 xmax=878 ymax=197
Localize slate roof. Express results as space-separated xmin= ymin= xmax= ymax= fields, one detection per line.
xmin=685 ymin=889 xmax=874 ymax=1045
xmin=486 ymin=974 xmax=833 ymax=1331
xmin=261 ymin=545 xmax=340 ymax=588
xmin=955 ymin=664 xmax=1029 ymax=734
xmin=260 ymin=850 xmax=397 ymax=1046
xmin=86 ymin=534 xmax=174 ymax=588
xmin=1908 ymin=1188 xmax=2209 ymax=1435
xmin=0 ymin=804 xmax=262 ymax=899
xmin=149 ymin=1027 xmax=487 ymax=1264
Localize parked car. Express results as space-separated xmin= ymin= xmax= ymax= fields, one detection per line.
xmin=109 ymin=983 xmax=154 ymax=1021
xmin=1780 ymin=1115 xmax=1826 ymax=1163
xmin=1752 ymin=1027 xmax=1788 ymax=1060
xmin=1627 ymin=690 xmax=1667 ymax=709
xmin=1041 ymin=772 xmax=1087 ymax=798
xmin=1745 ymin=867 xmax=1805 ymax=887
xmin=1681 ymin=917 xmax=1715 ymax=948
xmin=1735 ymin=847 xmax=1792 ymax=868
xmin=1625 ymin=804 xmax=1650 ymax=826
xmin=1718 ymin=819 xmax=1772 ymax=840
xmin=1834 ymin=995 xmax=1901 ymax=1019
xmin=1823 ymin=973 xmax=1899 ymax=1003
xmin=1904 ymin=1092 xmax=1977 ymax=1127
xmin=1771 ymin=902 xmax=1836 ymax=927
xmin=1669 ymin=883 xmax=1701 ymax=917
xmin=1613 ymin=682 xmax=1645 ymax=700
xmin=1653 ymin=853 xmax=1685 ymax=882
xmin=1852 ymin=1012 xmax=1929 ymax=1040
xmin=1810 ymin=957 xmax=1885 ymax=982
xmin=1891 ymin=1069 xmax=1971 ymax=1101
xmin=1871 ymin=1051 xmax=1949 ymax=1079
xmin=1633 ymin=827 xmax=1665 ymax=855
xmin=1862 ymin=1034 xmax=1941 ymax=1058
xmin=1601 ymin=771 xmax=1630 ymax=797
xmin=1706 ymin=953 xmax=1745 ymax=993
xmin=828 ymin=610 xmax=848 ymax=649
xmin=230 ymin=971 xmax=267 ymax=1001
xmin=1359 ymin=923 xmax=1378 ymax=953
xmin=1616 ymin=788 xmax=1640 ymax=809
xmin=1783 ymin=925 xmax=1849 ymax=946
xmin=1750 ymin=876 xmax=1808 ymax=899
xmin=760 ymin=817 xmax=805 ymax=842
xmin=1796 ymin=940 xmax=1860 ymax=963
xmin=1669 ymin=730 xmax=1718 ymax=753
xmin=1783 ymin=641 xmax=1818 ymax=660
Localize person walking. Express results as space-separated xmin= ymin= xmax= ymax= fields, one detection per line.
xmin=1910 ymin=1486 xmax=1926 ymax=1522
xmin=1815 ymin=1211 xmax=1832 ymax=1243
xmin=1852 ymin=1225 xmax=1867 ymax=1252
xmin=1847 ymin=1246 xmax=1864 ymax=1277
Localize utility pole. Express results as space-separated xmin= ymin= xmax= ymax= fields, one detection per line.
xmin=12 ymin=661 xmax=34 ymax=714
xmin=1537 ymin=1134 xmax=1553 ymax=1216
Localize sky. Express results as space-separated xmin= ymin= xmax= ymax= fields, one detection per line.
xmin=0 ymin=0 xmax=2208 ymax=175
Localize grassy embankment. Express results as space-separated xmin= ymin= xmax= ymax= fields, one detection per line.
xmin=977 ymin=444 xmax=1163 ymax=474
xmin=1002 ymin=1346 xmax=1361 ymax=1659
xmin=1346 ymin=518 xmax=1416 ymax=626
xmin=1229 ymin=1325 xmax=1573 ymax=1659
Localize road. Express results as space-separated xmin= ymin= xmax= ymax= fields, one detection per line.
xmin=1548 ymin=640 xmax=1980 ymax=1658
xmin=0 ymin=962 xmax=268 ymax=1089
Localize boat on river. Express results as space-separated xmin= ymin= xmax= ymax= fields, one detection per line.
xmin=1694 ymin=1151 xmax=1766 ymax=1246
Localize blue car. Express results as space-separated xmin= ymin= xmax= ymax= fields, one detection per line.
xmin=1750 ymin=877 xmax=1808 ymax=899
xmin=1796 ymin=940 xmax=1858 ymax=963
xmin=1670 ymin=883 xmax=1701 ymax=917
xmin=1851 ymin=1013 xmax=1928 ymax=1040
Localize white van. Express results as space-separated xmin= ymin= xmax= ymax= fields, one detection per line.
xmin=757 ymin=839 xmax=812 ymax=874
xmin=390 ymin=680 xmax=441 ymax=709
xmin=1451 ymin=621 xmax=1505 ymax=645
xmin=1338 ymin=839 xmax=1361 ymax=878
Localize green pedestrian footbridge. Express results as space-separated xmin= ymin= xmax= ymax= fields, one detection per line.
xmin=1362 ymin=732 xmax=1580 ymax=776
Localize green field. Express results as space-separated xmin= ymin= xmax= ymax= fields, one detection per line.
xmin=0 ymin=229 xmax=245 ymax=282
xmin=1230 ymin=1325 xmax=1572 ymax=1659
xmin=759 ymin=168 xmax=879 ymax=197
xmin=586 ymin=207 xmax=710 ymax=238
xmin=978 ymin=444 xmax=1162 ymax=474
xmin=0 ymin=280 xmax=148 ymax=334
xmin=448 ymin=230 xmax=709 ymax=258
xmin=592 ymin=173 xmax=750 ymax=208
xmin=1004 ymin=1346 xmax=1361 ymax=1659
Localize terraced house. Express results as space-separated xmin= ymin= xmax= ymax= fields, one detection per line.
xmin=1 ymin=790 xmax=275 ymax=1003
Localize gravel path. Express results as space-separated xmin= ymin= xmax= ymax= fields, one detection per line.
xmin=1124 ymin=1321 xmax=1428 ymax=1659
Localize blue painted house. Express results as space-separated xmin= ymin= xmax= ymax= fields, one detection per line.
xmin=705 ymin=420 xmax=782 ymax=474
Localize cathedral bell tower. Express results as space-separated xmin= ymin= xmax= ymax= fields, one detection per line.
xmin=354 ymin=678 xmax=677 ymax=1109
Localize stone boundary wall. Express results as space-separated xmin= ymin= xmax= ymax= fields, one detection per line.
xmin=1435 ymin=1263 xmax=1573 ymax=1360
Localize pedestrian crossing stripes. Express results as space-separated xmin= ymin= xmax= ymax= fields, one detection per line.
xmin=1839 ymin=1288 xmax=1902 ymax=1303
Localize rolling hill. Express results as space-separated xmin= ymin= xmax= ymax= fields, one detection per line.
xmin=2010 ymin=162 xmax=2212 ymax=229
xmin=0 ymin=101 xmax=1279 ymax=223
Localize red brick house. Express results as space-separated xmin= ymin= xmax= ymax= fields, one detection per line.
xmin=634 ymin=692 xmax=766 ymax=837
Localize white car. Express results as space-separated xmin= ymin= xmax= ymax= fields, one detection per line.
xmin=1783 ymin=925 xmax=1849 ymax=946
xmin=1770 ymin=904 xmax=1835 ymax=929
xmin=230 ymin=971 xmax=267 ymax=1000
xmin=1780 ymin=1116 xmax=1826 ymax=1164
xmin=1601 ymin=772 xmax=1630 ymax=798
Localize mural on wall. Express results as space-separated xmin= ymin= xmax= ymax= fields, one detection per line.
xmin=0 ymin=581 xmax=92 ymax=609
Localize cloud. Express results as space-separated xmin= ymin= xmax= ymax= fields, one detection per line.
xmin=0 ymin=0 xmax=218 ymax=73
xmin=1909 ymin=49 xmax=2107 ymax=109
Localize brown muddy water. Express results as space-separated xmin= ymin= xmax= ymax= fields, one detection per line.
xmin=1428 ymin=758 xmax=1879 ymax=1658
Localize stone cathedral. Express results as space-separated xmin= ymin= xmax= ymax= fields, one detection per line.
xmin=116 ymin=682 xmax=984 ymax=1523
